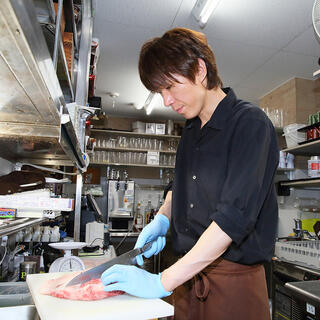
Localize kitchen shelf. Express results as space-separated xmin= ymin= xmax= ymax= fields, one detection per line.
xmin=90 ymin=161 xmax=175 ymax=169
xmin=91 ymin=129 xmax=181 ymax=139
xmin=0 ymin=218 xmax=48 ymax=238
xmin=279 ymin=177 xmax=320 ymax=188
xmin=282 ymin=139 xmax=320 ymax=156
xmin=95 ymin=146 xmax=177 ymax=154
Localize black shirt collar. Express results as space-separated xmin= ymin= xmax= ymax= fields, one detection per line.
xmin=186 ymin=87 xmax=237 ymax=130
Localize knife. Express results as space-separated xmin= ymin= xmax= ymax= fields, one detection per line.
xmin=65 ymin=241 xmax=154 ymax=287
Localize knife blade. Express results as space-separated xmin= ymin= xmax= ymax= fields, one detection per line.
xmin=65 ymin=241 xmax=154 ymax=287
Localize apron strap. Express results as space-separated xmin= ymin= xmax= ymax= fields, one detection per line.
xmin=193 ymin=271 xmax=210 ymax=301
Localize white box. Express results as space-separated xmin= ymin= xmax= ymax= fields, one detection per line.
xmin=146 ymin=123 xmax=156 ymax=134
xmin=155 ymin=123 xmax=165 ymax=135
xmin=86 ymin=221 xmax=104 ymax=247
xmin=147 ymin=151 xmax=160 ymax=165
xmin=0 ymin=189 xmax=74 ymax=211
xmin=132 ymin=121 xmax=145 ymax=133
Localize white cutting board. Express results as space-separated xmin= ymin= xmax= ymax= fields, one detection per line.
xmin=27 ymin=273 xmax=174 ymax=320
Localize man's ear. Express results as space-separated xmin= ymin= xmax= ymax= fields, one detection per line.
xmin=196 ymin=58 xmax=207 ymax=84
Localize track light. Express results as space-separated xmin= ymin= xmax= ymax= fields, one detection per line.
xmin=143 ymin=92 xmax=163 ymax=115
xmin=192 ymin=0 xmax=221 ymax=28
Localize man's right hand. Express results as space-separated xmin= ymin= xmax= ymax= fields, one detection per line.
xmin=134 ymin=214 xmax=170 ymax=266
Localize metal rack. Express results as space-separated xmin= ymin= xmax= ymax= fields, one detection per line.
xmin=0 ymin=218 xmax=48 ymax=238
xmin=90 ymin=129 xmax=179 ymax=168
xmin=279 ymin=134 xmax=320 ymax=193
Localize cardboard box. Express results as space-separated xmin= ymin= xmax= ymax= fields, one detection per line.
xmin=132 ymin=121 xmax=145 ymax=133
xmin=63 ymin=32 xmax=74 ymax=80
xmin=147 ymin=151 xmax=160 ymax=165
xmin=155 ymin=123 xmax=165 ymax=135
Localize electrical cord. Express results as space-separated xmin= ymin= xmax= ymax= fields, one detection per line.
xmin=0 ymin=246 xmax=7 ymax=266
xmin=114 ymin=208 xmax=138 ymax=251
xmin=88 ymin=237 xmax=105 ymax=247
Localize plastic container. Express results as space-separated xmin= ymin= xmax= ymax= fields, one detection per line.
xmin=283 ymin=123 xmax=306 ymax=148
xmin=275 ymin=240 xmax=320 ymax=270
xmin=308 ymin=156 xmax=320 ymax=177
xmin=0 ymin=282 xmax=33 ymax=307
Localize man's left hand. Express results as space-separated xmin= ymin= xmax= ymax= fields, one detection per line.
xmin=101 ymin=264 xmax=172 ymax=299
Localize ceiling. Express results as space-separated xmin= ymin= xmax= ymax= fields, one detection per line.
xmin=92 ymin=0 xmax=320 ymax=121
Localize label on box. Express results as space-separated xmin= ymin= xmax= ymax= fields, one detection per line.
xmin=0 ymin=208 xmax=15 ymax=218
xmin=146 ymin=123 xmax=156 ymax=134
xmin=147 ymin=151 xmax=160 ymax=165
xmin=155 ymin=123 xmax=165 ymax=135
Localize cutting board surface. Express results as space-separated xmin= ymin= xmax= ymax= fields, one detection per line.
xmin=27 ymin=273 xmax=174 ymax=320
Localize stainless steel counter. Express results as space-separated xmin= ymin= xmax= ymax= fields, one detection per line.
xmin=110 ymin=232 xmax=140 ymax=237
xmin=285 ymin=280 xmax=320 ymax=304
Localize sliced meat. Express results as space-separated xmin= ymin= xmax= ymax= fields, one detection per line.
xmin=40 ymin=272 xmax=123 ymax=301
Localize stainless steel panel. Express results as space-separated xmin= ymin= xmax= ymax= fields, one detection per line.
xmin=75 ymin=0 xmax=92 ymax=106
xmin=1 ymin=0 xmax=63 ymax=124
xmin=0 ymin=0 xmax=91 ymax=170
xmin=74 ymin=173 xmax=83 ymax=241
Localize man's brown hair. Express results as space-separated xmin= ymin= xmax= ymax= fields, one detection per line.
xmin=139 ymin=28 xmax=222 ymax=92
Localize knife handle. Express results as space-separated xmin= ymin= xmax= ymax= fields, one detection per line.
xmin=140 ymin=241 xmax=154 ymax=253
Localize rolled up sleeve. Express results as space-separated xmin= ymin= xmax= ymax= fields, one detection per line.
xmin=210 ymin=116 xmax=277 ymax=245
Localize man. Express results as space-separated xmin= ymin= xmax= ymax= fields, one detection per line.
xmin=101 ymin=28 xmax=278 ymax=320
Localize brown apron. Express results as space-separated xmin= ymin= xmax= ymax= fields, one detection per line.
xmin=172 ymin=258 xmax=270 ymax=320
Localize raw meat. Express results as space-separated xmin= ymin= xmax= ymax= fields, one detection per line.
xmin=40 ymin=271 xmax=123 ymax=301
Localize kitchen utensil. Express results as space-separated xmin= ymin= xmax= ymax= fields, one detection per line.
xmin=48 ymin=242 xmax=87 ymax=273
xmin=19 ymin=261 xmax=36 ymax=281
xmin=65 ymin=241 xmax=153 ymax=287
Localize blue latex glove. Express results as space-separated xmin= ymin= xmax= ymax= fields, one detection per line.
xmin=101 ymin=264 xmax=172 ymax=299
xmin=135 ymin=214 xmax=170 ymax=266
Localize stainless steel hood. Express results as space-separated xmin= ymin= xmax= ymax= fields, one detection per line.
xmin=0 ymin=0 xmax=92 ymax=170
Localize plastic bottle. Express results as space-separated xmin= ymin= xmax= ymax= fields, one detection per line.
xmin=32 ymin=226 xmax=41 ymax=242
xmin=279 ymin=151 xmax=286 ymax=168
xmin=50 ymin=226 xmax=60 ymax=242
xmin=41 ymin=226 xmax=50 ymax=242
xmin=308 ymin=156 xmax=320 ymax=177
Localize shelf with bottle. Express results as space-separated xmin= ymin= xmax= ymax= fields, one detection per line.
xmin=95 ymin=146 xmax=177 ymax=154
xmin=90 ymin=161 xmax=175 ymax=169
xmin=92 ymin=133 xmax=179 ymax=154
xmin=282 ymin=139 xmax=320 ymax=156
xmin=91 ymin=129 xmax=181 ymax=139
xmin=90 ymin=149 xmax=176 ymax=168
xmin=279 ymin=177 xmax=320 ymax=188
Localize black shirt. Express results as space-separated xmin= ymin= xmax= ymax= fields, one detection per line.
xmin=171 ymin=88 xmax=279 ymax=265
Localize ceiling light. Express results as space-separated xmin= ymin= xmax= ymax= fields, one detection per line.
xmin=143 ymin=92 xmax=163 ymax=115
xmin=192 ymin=0 xmax=221 ymax=28
xmin=129 ymin=102 xmax=143 ymax=110
xmin=106 ymin=92 xmax=119 ymax=108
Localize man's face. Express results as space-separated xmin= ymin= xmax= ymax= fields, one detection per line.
xmin=160 ymin=73 xmax=207 ymax=119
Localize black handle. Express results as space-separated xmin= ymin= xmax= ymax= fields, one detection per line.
xmin=140 ymin=241 xmax=154 ymax=254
